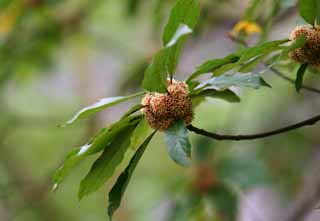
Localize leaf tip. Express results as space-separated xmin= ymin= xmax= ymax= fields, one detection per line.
xmin=52 ymin=183 xmax=58 ymax=192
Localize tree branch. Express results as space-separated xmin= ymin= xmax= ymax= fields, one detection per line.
xmin=269 ymin=67 xmax=320 ymax=94
xmin=187 ymin=114 xmax=320 ymax=141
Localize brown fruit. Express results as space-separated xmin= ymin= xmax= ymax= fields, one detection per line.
xmin=141 ymin=79 xmax=193 ymax=131
xmin=23 ymin=0 xmax=43 ymax=8
xmin=288 ymin=25 xmax=320 ymax=67
xmin=192 ymin=164 xmax=217 ymax=193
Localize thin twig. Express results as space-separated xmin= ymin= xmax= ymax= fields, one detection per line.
xmin=269 ymin=67 xmax=320 ymax=94
xmin=187 ymin=114 xmax=320 ymax=141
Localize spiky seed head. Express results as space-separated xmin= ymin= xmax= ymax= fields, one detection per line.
xmin=141 ymin=79 xmax=193 ymax=131
xmin=288 ymin=25 xmax=320 ymax=67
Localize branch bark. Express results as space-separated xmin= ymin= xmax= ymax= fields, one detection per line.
xmin=187 ymin=114 xmax=320 ymax=141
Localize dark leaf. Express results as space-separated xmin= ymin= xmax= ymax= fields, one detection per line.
xmin=53 ymin=115 xmax=143 ymax=191
xmin=78 ymin=126 xmax=137 ymax=199
xmin=208 ymin=185 xmax=237 ymax=221
xmin=190 ymin=89 xmax=240 ymax=103
xmin=295 ymin=63 xmax=309 ymax=92
xmin=107 ymin=131 xmax=156 ymax=220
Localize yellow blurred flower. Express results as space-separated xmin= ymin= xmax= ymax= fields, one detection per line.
xmin=231 ymin=20 xmax=262 ymax=36
xmin=0 ymin=6 xmax=20 ymax=37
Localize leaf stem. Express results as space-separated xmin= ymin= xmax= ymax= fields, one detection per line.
xmin=187 ymin=114 xmax=320 ymax=140
xmin=269 ymin=66 xmax=320 ymax=94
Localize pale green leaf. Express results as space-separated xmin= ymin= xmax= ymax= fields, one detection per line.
xmin=196 ymin=73 xmax=270 ymax=90
xmin=165 ymin=120 xmax=192 ymax=167
xmin=63 ymin=92 xmax=145 ymax=126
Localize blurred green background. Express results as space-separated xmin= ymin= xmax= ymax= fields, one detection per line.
xmin=0 ymin=0 xmax=319 ymax=220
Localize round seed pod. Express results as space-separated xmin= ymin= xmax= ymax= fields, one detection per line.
xmin=141 ymin=79 xmax=193 ymax=131
xmin=288 ymin=25 xmax=320 ymax=67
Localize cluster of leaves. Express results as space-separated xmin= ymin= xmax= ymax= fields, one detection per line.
xmin=0 ymin=0 xmax=91 ymax=85
xmin=55 ymin=0 xmax=318 ymax=220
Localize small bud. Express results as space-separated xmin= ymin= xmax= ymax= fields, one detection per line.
xmin=288 ymin=25 xmax=320 ymax=67
xmin=141 ymin=79 xmax=193 ymax=131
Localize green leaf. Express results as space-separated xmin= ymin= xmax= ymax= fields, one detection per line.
xmin=142 ymin=48 xmax=169 ymax=93
xmin=129 ymin=118 xmax=153 ymax=150
xmin=142 ymin=24 xmax=194 ymax=92
xmin=238 ymin=54 xmax=266 ymax=73
xmin=186 ymin=80 xmax=200 ymax=92
xmin=107 ymin=131 xmax=156 ymax=220
xmin=190 ymin=89 xmax=240 ymax=103
xmin=187 ymin=55 xmax=240 ymax=81
xmin=162 ymin=0 xmax=200 ymax=46
xmin=298 ymin=0 xmax=319 ymax=25
xmin=78 ymin=126 xmax=137 ymax=199
xmin=213 ymin=39 xmax=288 ymax=76
xmin=62 ymin=92 xmax=145 ymax=126
xmin=143 ymin=0 xmax=200 ymax=88
xmin=208 ymin=185 xmax=237 ymax=221
xmin=295 ymin=63 xmax=309 ymax=92
xmin=237 ymin=39 xmax=288 ymax=63
xmin=196 ymin=73 xmax=270 ymax=90
xmin=165 ymin=120 xmax=192 ymax=167
xmin=188 ymin=39 xmax=288 ymax=81
xmin=283 ymin=35 xmax=307 ymax=53
xmin=165 ymin=24 xmax=193 ymax=48
xmin=53 ymin=115 xmax=143 ymax=190
xmin=167 ymin=43 xmax=183 ymax=76
xmin=162 ymin=0 xmax=200 ymax=76
xmin=121 ymin=103 xmax=144 ymax=120
xmin=165 ymin=24 xmax=193 ymax=76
